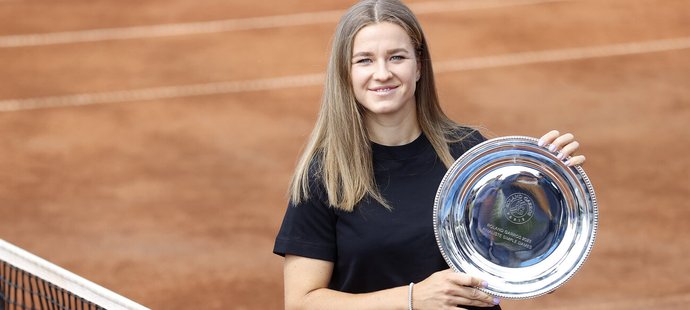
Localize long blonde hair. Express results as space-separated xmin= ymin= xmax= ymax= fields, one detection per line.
xmin=290 ymin=0 xmax=465 ymax=212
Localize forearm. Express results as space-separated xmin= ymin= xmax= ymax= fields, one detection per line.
xmin=288 ymin=285 xmax=409 ymax=310
xmin=283 ymin=257 xmax=496 ymax=309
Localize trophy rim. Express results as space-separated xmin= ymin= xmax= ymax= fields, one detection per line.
xmin=433 ymin=135 xmax=598 ymax=299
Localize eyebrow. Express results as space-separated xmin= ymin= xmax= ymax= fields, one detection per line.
xmin=352 ymin=48 xmax=411 ymax=58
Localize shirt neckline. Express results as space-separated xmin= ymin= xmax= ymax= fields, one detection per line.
xmin=371 ymin=133 xmax=430 ymax=160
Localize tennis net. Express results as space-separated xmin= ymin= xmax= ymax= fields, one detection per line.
xmin=0 ymin=239 xmax=149 ymax=310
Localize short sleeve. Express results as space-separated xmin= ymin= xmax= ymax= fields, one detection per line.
xmin=273 ymin=177 xmax=338 ymax=262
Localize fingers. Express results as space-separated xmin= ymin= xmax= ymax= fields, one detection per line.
xmin=446 ymin=271 xmax=486 ymax=288
xmin=566 ymin=155 xmax=586 ymax=166
xmin=455 ymin=286 xmax=500 ymax=307
xmin=548 ymin=132 xmax=575 ymax=153
xmin=557 ymin=140 xmax=578 ymax=159
xmin=537 ymin=130 xmax=586 ymax=167
xmin=438 ymin=288 xmax=497 ymax=308
xmin=417 ymin=270 xmax=500 ymax=309
xmin=537 ymin=130 xmax=560 ymax=147
xmin=445 ymin=272 xmax=499 ymax=306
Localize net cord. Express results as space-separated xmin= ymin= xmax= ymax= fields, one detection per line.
xmin=0 ymin=240 xmax=149 ymax=310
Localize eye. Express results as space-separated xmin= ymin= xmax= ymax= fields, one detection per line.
xmin=390 ymin=55 xmax=406 ymax=61
xmin=354 ymin=58 xmax=372 ymax=65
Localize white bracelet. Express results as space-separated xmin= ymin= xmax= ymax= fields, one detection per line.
xmin=408 ymin=282 xmax=414 ymax=310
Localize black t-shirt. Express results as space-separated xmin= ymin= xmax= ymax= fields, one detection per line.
xmin=274 ymin=128 xmax=501 ymax=309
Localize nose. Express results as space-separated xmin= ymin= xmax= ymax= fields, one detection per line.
xmin=373 ymin=60 xmax=392 ymax=81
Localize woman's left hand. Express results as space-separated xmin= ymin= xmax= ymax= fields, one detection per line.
xmin=537 ymin=130 xmax=586 ymax=166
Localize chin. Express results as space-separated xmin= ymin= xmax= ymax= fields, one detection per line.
xmin=365 ymin=105 xmax=402 ymax=115
xmin=365 ymin=99 xmax=403 ymax=110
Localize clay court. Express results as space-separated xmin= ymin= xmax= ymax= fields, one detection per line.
xmin=0 ymin=0 xmax=689 ymax=309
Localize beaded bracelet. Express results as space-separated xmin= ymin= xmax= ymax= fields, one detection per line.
xmin=408 ymin=282 xmax=414 ymax=310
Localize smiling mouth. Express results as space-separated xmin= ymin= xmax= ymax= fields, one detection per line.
xmin=370 ymin=86 xmax=399 ymax=93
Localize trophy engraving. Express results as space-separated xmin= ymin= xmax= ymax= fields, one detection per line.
xmin=504 ymin=193 xmax=534 ymax=224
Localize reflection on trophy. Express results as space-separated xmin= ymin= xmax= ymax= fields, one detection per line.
xmin=434 ymin=136 xmax=598 ymax=299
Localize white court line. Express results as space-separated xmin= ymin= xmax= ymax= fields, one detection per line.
xmin=0 ymin=0 xmax=571 ymax=48
xmin=1 ymin=36 xmax=689 ymax=112
xmin=0 ymin=74 xmax=325 ymax=112
xmin=434 ymin=36 xmax=690 ymax=72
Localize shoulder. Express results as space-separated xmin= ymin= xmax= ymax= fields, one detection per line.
xmin=448 ymin=126 xmax=486 ymax=143
xmin=448 ymin=126 xmax=487 ymax=158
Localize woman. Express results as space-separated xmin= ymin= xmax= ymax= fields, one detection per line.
xmin=273 ymin=0 xmax=585 ymax=309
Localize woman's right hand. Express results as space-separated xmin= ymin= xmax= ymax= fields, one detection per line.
xmin=412 ymin=269 xmax=500 ymax=309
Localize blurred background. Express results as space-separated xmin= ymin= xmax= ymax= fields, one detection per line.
xmin=0 ymin=0 xmax=688 ymax=309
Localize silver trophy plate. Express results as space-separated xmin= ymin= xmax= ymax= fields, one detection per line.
xmin=434 ymin=136 xmax=598 ymax=299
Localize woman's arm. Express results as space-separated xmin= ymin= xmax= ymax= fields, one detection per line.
xmin=284 ymin=255 xmax=498 ymax=310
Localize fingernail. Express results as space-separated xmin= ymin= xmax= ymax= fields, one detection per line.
xmin=481 ymin=281 xmax=489 ymax=288
xmin=493 ymin=297 xmax=501 ymax=305
xmin=548 ymin=144 xmax=557 ymax=152
xmin=564 ymin=159 xmax=572 ymax=166
xmin=537 ymin=139 xmax=545 ymax=147
xmin=556 ymin=152 xmax=565 ymax=160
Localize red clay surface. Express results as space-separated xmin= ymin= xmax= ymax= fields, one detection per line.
xmin=0 ymin=0 xmax=689 ymax=309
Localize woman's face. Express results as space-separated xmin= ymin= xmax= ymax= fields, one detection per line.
xmin=350 ymin=22 xmax=420 ymax=122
